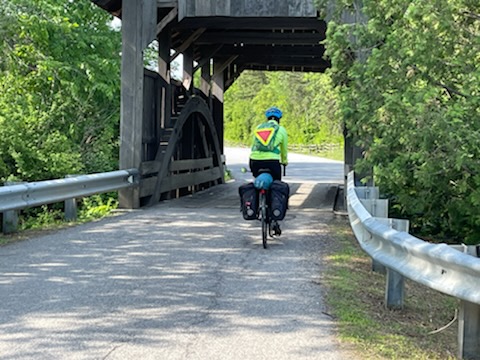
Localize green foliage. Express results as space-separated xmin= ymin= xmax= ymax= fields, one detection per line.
xmin=78 ymin=194 xmax=118 ymax=220
xmin=19 ymin=205 xmax=64 ymax=230
xmin=16 ymin=194 xmax=118 ymax=233
xmin=0 ymin=0 xmax=121 ymax=182
xmin=320 ymin=0 xmax=480 ymax=243
xmin=224 ymin=70 xmax=343 ymax=148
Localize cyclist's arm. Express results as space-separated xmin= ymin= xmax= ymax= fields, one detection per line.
xmin=279 ymin=126 xmax=288 ymax=165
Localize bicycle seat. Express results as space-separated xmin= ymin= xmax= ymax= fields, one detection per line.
xmin=254 ymin=172 xmax=273 ymax=190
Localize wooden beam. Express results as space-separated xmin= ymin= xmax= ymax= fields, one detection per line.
xmin=170 ymin=28 xmax=205 ymax=62
xmin=157 ymin=24 xmax=172 ymax=129
xmin=119 ymin=0 xmax=144 ymax=209
xmin=196 ymin=31 xmax=325 ymax=46
xmin=182 ymin=46 xmax=193 ymax=92
xmin=212 ymin=55 xmax=238 ymax=79
xmin=193 ymin=44 xmax=223 ymax=72
xmin=212 ymin=58 xmax=225 ymax=153
xmin=140 ymin=167 xmax=222 ymax=197
xmin=157 ymin=0 xmax=177 ymax=7
xmin=199 ymin=61 xmax=211 ymax=98
xmin=173 ymin=17 xmax=326 ymax=31
xmin=237 ymin=55 xmax=330 ymax=68
xmin=142 ymin=0 xmax=157 ymax=49
xmin=156 ymin=7 xmax=178 ymax=35
xmin=214 ymin=44 xmax=326 ymax=58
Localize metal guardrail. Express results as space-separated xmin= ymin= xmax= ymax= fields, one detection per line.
xmin=346 ymin=171 xmax=480 ymax=359
xmin=0 ymin=169 xmax=139 ymax=213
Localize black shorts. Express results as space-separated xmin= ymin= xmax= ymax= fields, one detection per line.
xmin=249 ymin=159 xmax=282 ymax=181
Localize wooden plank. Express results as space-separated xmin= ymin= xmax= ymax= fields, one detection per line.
xmin=179 ymin=0 xmax=317 ymax=17
xmin=215 ymin=0 xmax=230 ymax=16
xmin=244 ymin=0 xmax=276 ymax=17
xmin=178 ymin=0 xmax=187 ymax=20
xmin=230 ymin=0 xmax=243 ymax=16
xmin=197 ymin=32 xmax=324 ymax=45
xmin=157 ymin=0 xmax=177 ymax=7
xmin=140 ymin=160 xmax=160 ymax=175
xmin=169 ymin=157 xmax=213 ymax=172
xmin=140 ymin=167 xmax=222 ymax=197
xmin=185 ymin=0 xmax=195 ymax=17
xmin=195 ymin=0 xmax=213 ymax=16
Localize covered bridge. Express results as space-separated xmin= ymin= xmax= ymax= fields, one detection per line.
xmin=91 ymin=0 xmax=352 ymax=209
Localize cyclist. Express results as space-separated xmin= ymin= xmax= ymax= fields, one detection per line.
xmin=249 ymin=106 xmax=288 ymax=236
xmin=249 ymin=106 xmax=288 ymax=180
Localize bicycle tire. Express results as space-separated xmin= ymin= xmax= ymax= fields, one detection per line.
xmin=260 ymin=192 xmax=268 ymax=249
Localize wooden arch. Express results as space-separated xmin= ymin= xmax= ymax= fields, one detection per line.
xmin=142 ymin=96 xmax=224 ymax=206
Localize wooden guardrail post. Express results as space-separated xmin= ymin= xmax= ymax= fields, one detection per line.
xmin=458 ymin=245 xmax=480 ymax=360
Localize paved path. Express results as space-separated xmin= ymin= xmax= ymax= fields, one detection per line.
xmin=0 ymin=148 xmax=357 ymax=360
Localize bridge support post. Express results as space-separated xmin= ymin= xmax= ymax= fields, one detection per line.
xmin=157 ymin=26 xmax=172 ymax=129
xmin=212 ymin=58 xmax=225 ymax=154
xmin=119 ymin=0 xmax=156 ymax=209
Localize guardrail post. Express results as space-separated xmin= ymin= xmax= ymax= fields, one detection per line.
xmin=378 ymin=218 xmax=409 ymax=309
xmin=64 ymin=198 xmax=77 ymax=222
xmin=2 ymin=182 xmax=22 ymax=234
xmin=459 ymin=300 xmax=480 ymax=360
xmin=64 ymin=175 xmax=77 ymax=221
xmin=458 ymin=245 xmax=480 ymax=360
xmin=356 ymin=187 xmax=388 ymax=274
xmin=2 ymin=208 xmax=19 ymax=234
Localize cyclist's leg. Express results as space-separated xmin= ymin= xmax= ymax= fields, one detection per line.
xmin=268 ymin=160 xmax=283 ymax=236
xmin=249 ymin=159 xmax=262 ymax=178
xmin=269 ymin=160 xmax=282 ymax=181
xmin=250 ymin=159 xmax=281 ymax=180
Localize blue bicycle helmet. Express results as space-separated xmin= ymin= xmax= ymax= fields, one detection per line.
xmin=265 ymin=106 xmax=282 ymax=120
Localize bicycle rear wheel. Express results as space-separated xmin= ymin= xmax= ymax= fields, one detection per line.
xmin=260 ymin=192 xmax=268 ymax=249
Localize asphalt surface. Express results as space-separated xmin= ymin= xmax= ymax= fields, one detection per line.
xmin=0 ymin=147 xmax=358 ymax=360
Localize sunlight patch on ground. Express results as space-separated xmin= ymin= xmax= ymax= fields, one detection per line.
xmin=289 ymin=183 xmax=316 ymax=207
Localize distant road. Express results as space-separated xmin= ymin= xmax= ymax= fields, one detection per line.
xmin=0 ymin=148 xmax=357 ymax=360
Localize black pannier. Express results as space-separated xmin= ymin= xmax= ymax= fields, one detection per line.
xmin=239 ymin=182 xmax=258 ymax=220
xmin=270 ymin=180 xmax=289 ymax=221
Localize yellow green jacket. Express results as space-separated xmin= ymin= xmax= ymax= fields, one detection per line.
xmin=250 ymin=119 xmax=288 ymax=164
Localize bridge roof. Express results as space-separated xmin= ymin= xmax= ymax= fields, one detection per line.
xmin=92 ymin=0 xmax=329 ymax=73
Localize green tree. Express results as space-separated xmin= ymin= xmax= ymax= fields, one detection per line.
xmin=225 ymin=70 xmax=342 ymax=148
xmin=318 ymin=0 xmax=480 ymax=243
xmin=0 ymin=0 xmax=121 ymax=182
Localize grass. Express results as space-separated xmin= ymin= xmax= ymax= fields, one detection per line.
xmin=323 ymin=217 xmax=459 ymax=359
xmin=292 ymin=145 xmax=344 ymax=162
